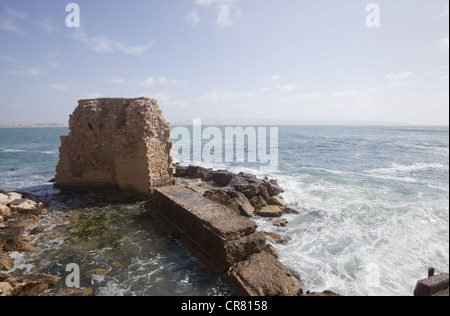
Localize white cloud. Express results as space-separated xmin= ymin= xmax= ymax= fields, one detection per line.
xmin=84 ymin=92 xmax=104 ymax=99
xmin=260 ymin=75 xmax=280 ymax=82
xmin=198 ymin=88 xmax=239 ymax=102
xmin=35 ymin=18 xmax=56 ymax=34
xmin=333 ymin=85 xmax=383 ymax=99
xmin=194 ymin=0 xmax=241 ymax=27
xmin=439 ymin=37 xmax=449 ymax=50
xmin=216 ymin=3 xmax=241 ymax=27
xmin=334 ymin=89 xmax=361 ymax=97
xmin=72 ymin=29 xmax=153 ymax=56
xmin=0 ymin=7 xmax=27 ymax=34
xmin=297 ymin=91 xmax=322 ymax=99
xmin=109 ymin=78 xmax=126 ymax=84
xmin=185 ymin=10 xmax=200 ymax=26
xmin=438 ymin=5 xmax=449 ymax=18
xmin=110 ymin=76 xmax=179 ymax=86
xmin=4 ymin=66 xmax=44 ymax=77
xmin=0 ymin=55 xmax=19 ymax=63
xmin=130 ymin=77 xmax=155 ymax=87
xmin=158 ymin=76 xmax=178 ymax=84
xmin=386 ymin=71 xmax=417 ymax=86
xmin=48 ymin=83 xmax=69 ymax=92
xmin=245 ymin=87 xmax=270 ymax=97
xmin=386 ymin=71 xmax=416 ymax=81
xmin=270 ymin=75 xmax=281 ymax=81
xmin=277 ymin=84 xmax=296 ymax=92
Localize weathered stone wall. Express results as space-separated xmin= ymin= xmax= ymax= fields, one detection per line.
xmin=55 ymin=98 xmax=174 ymax=198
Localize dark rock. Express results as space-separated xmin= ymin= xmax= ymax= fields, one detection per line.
xmin=227 ymin=176 xmax=247 ymax=188
xmin=229 ymin=178 xmax=265 ymax=199
xmin=238 ymin=172 xmax=257 ymax=180
xmin=189 ymin=166 xmax=213 ymax=181
xmin=0 ymin=273 xmax=59 ymax=296
xmin=272 ymin=219 xmax=288 ymax=227
xmin=203 ymin=188 xmax=233 ymax=205
xmin=0 ymin=226 xmax=26 ymax=241
xmin=204 ymin=188 xmax=255 ymax=217
xmin=29 ymin=226 xmax=45 ymax=235
xmin=265 ymin=180 xmax=285 ymax=196
xmin=0 ymin=226 xmax=38 ymax=253
xmin=250 ymin=196 xmax=268 ymax=210
xmin=258 ymin=186 xmax=271 ymax=200
xmin=174 ymin=165 xmax=190 ymax=177
xmin=3 ymin=240 xmax=38 ymax=253
xmin=55 ymin=288 xmax=93 ymax=296
xmin=212 ymin=171 xmax=236 ymax=186
xmin=284 ymin=207 xmax=300 ymax=214
xmin=227 ymin=191 xmax=255 ymax=217
xmin=414 ymin=273 xmax=449 ymax=296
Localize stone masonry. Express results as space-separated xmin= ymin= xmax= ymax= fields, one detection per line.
xmin=55 ymin=98 xmax=174 ymax=198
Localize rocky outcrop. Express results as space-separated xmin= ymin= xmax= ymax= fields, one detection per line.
xmin=414 ymin=272 xmax=449 ymax=296
xmin=55 ymin=98 xmax=174 ymax=199
xmin=0 ymin=273 xmax=58 ymax=296
xmin=174 ymin=164 xmax=293 ymax=219
xmin=0 ymin=192 xmax=47 ymax=257
xmin=223 ymin=251 xmax=302 ymax=296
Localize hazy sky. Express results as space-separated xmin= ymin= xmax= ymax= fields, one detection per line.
xmin=0 ymin=0 xmax=448 ymax=125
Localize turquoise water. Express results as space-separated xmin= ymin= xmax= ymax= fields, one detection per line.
xmin=1 ymin=126 xmax=448 ymax=296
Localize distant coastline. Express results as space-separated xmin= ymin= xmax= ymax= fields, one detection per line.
xmin=0 ymin=124 xmax=68 ymax=128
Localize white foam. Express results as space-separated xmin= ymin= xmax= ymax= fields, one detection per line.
xmin=2 ymin=149 xmax=25 ymax=152
xmin=367 ymin=163 xmax=447 ymax=175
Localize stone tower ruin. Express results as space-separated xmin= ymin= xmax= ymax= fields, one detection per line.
xmin=55 ymin=98 xmax=175 ymax=198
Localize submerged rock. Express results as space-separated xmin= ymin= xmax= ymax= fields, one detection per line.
xmin=0 ymin=273 xmax=59 ymax=296
xmin=272 ymin=219 xmax=288 ymax=227
xmin=55 ymin=288 xmax=93 ymax=296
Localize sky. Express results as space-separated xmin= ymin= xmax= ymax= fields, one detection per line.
xmin=0 ymin=0 xmax=448 ymax=125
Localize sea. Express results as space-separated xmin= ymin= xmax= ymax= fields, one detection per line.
xmin=0 ymin=126 xmax=448 ymax=296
